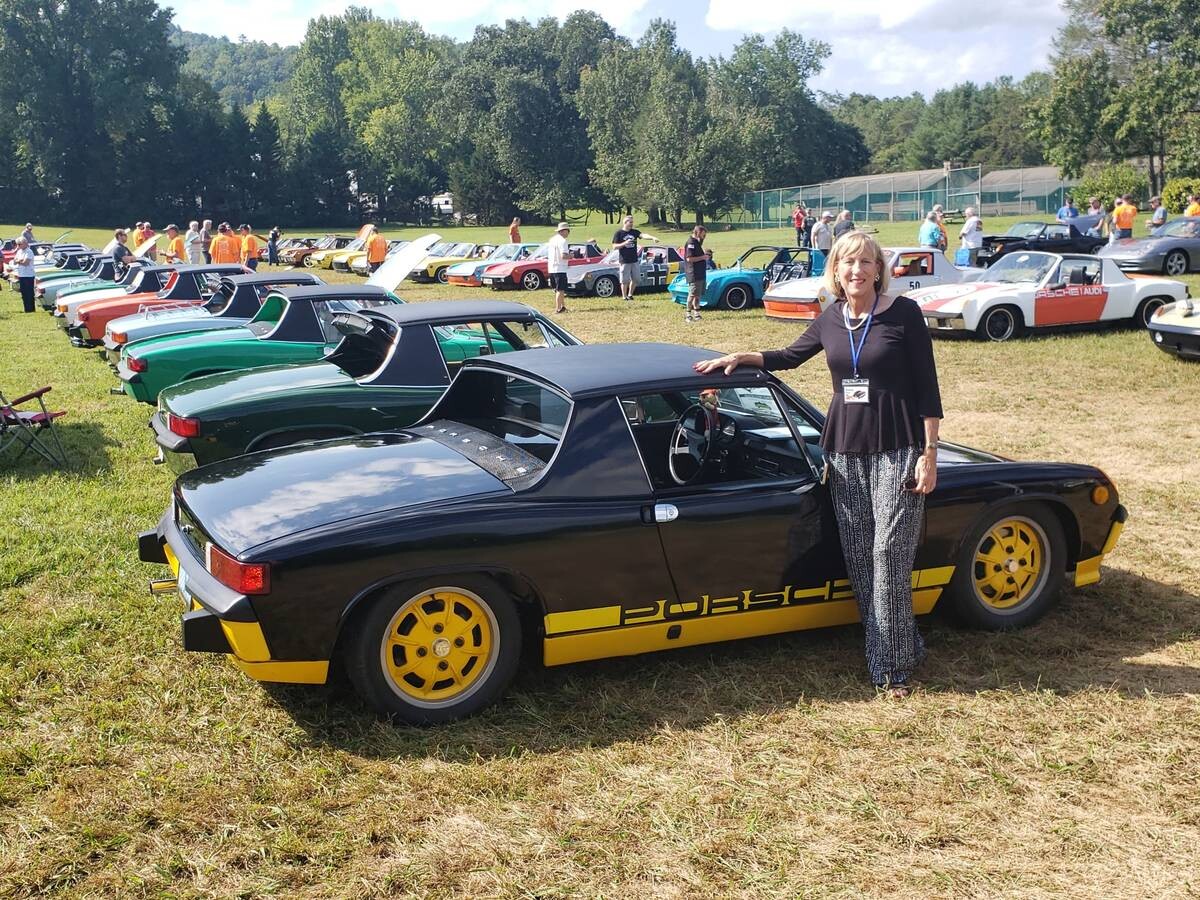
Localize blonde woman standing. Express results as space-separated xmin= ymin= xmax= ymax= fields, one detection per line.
xmin=694 ymin=232 xmax=942 ymax=696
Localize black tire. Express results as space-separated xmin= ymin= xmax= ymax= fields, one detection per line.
xmin=1134 ymin=296 xmax=1168 ymax=329
xmin=520 ymin=270 xmax=543 ymax=291
xmin=943 ymin=502 xmax=1067 ymax=630
xmin=302 ymin=254 xmax=318 ymax=268
xmin=593 ymin=275 xmax=617 ymax=298
xmin=435 ymin=267 xmax=449 ymax=285
xmin=719 ymin=282 xmax=752 ymax=311
xmin=249 ymin=428 xmax=348 ymax=453
xmin=1163 ymin=250 xmax=1188 ymax=277
xmin=343 ymin=575 xmax=522 ymax=724
xmin=976 ymin=305 xmax=1023 ymax=342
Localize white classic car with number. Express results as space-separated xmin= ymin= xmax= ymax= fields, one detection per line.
xmin=763 ymin=247 xmax=979 ymax=321
xmin=907 ymin=251 xmax=1188 ymax=341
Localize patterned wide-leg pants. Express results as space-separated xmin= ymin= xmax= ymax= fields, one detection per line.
xmin=827 ymin=445 xmax=926 ymax=685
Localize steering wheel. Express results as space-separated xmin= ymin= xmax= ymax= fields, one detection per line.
xmin=668 ymin=404 xmax=736 ymax=486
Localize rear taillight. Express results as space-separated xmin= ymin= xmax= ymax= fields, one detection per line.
xmin=111 ymin=331 xmax=128 ymax=344
xmin=127 ymin=355 xmax=148 ymax=373
xmin=167 ymin=413 xmax=200 ymax=437
xmin=206 ymin=542 xmax=270 ymax=595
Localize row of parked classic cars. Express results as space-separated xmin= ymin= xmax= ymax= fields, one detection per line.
xmin=7 ymin=217 xmax=1189 ymax=725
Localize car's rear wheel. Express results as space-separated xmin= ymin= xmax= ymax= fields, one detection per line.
xmin=977 ymin=305 xmax=1023 ymax=342
xmin=435 ymin=267 xmax=449 ymax=285
xmin=520 ymin=270 xmax=543 ymax=291
xmin=943 ymin=503 xmax=1066 ymax=630
xmin=344 ymin=577 xmax=522 ymax=724
xmin=1163 ymin=250 xmax=1188 ymax=277
xmin=593 ymin=275 xmax=617 ymax=298
xmin=302 ymin=254 xmax=317 ymax=268
xmin=1134 ymin=296 xmax=1168 ymax=328
xmin=720 ymin=283 xmax=752 ymax=311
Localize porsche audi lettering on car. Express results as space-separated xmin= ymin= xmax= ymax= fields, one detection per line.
xmin=909 ymin=251 xmax=1188 ymax=341
xmin=764 ymin=248 xmax=977 ymax=321
xmin=140 ymin=343 xmax=1125 ymax=724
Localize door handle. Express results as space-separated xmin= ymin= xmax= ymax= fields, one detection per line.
xmin=654 ymin=503 xmax=678 ymax=523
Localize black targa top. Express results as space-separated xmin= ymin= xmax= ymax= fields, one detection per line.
xmin=455 ymin=342 xmax=771 ymax=400
xmin=254 ymin=284 xmax=394 ymax=343
xmin=213 ymin=271 xmax=324 ymax=319
xmin=326 ymin=299 xmax=578 ymax=387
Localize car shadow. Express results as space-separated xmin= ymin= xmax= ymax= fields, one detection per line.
xmin=262 ymin=567 xmax=1200 ymax=759
xmin=1 ymin=422 xmax=117 ymax=478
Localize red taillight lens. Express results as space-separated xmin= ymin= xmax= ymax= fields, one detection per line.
xmin=205 ymin=542 xmax=270 ymax=595
xmin=167 ymin=413 xmax=200 ymax=438
xmin=127 ymin=355 xmax=148 ymax=372
xmin=111 ymin=331 xmax=128 ymax=344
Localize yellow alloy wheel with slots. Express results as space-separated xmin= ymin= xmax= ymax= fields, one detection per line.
xmin=380 ymin=587 xmax=499 ymax=707
xmin=971 ymin=516 xmax=1048 ymax=611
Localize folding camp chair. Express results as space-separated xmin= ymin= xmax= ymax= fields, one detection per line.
xmin=0 ymin=386 xmax=68 ymax=468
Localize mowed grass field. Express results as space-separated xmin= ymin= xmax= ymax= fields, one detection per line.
xmin=1 ymin=217 xmax=1199 ymax=898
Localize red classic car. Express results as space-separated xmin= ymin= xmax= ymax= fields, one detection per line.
xmin=480 ymin=241 xmax=604 ymax=291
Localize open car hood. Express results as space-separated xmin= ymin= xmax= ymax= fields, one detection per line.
xmin=366 ymin=233 xmax=441 ymax=291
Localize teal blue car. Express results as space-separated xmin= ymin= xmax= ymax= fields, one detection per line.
xmin=668 ymin=246 xmax=817 ymax=311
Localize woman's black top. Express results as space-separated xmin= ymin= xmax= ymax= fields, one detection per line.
xmin=759 ymin=296 xmax=942 ymax=454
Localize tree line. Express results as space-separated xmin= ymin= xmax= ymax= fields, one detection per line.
xmin=0 ymin=0 xmax=1195 ymax=228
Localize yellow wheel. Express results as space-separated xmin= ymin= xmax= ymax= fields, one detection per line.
xmin=946 ymin=504 xmax=1066 ymax=629
xmin=345 ymin=577 xmax=522 ymax=723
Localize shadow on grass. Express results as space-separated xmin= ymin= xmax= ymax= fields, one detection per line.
xmin=260 ymin=567 xmax=1200 ymax=759
xmin=1 ymin=422 xmax=118 ymax=478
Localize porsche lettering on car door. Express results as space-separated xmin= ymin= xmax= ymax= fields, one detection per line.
xmin=1034 ymin=284 xmax=1108 ymax=326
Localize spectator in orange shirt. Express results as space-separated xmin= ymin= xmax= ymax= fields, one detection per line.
xmin=240 ymin=224 xmax=260 ymax=271
xmin=365 ymin=225 xmax=388 ymax=272
xmin=1184 ymin=194 xmax=1200 ymax=217
xmin=163 ymin=224 xmax=186 ymax=263
xmin=1112 ymin=195 xmax=1137 ymax=239
xmin=209 ymin=223 xmax=240 ymax=264
xmin=132 ymin=221 xmax=147 ymax=246
xmin=508 ymin=217 xmax=521 ymax=243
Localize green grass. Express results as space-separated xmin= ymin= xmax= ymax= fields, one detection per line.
xmin=2 ymin=219 xmax=1199 ymax=897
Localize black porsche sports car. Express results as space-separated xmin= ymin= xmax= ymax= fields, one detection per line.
xmin=140 ymin=344 xmax=1126 ymax=723
xmin=977 ymin=221 xmax=1106 ymax=267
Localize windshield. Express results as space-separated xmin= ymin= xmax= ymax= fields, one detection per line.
xmin=601 ymin=249 xmax=621 ymax=264
xmin=343 ymin=237 xmax=365 ymax=252
xmin=426 ymin=242 xmax=453 ymax=257
xmin=1004 ymin=222 xmax=1047 ymax=238
xmin=1158 ymin=219 xmax=1200 ymax=238
xmin=443 ymin=243 xmax=475 ymax=257
xmin=489 ymin=244 xmax=523 ymax=261
xmin=124 ymin=271 xmax=147 ymax=293
xmin=528 ymin=245 xmax=549 ymax=260
xmin=983 ymin=252 xmax=1058 ymax=284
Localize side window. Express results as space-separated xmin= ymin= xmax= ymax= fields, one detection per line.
xmin=622 ymin=386 xmax=813 ymax=489
xmin=1047 ymin=226 xmax=1069 ymax=240
xmin=775 ymin=390 xmax=825 ymax=471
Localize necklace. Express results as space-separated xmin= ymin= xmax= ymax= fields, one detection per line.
xmin=843 ymin=302 xmax=869 ymax=330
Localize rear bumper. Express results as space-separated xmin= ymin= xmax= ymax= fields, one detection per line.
xmin=149 ymin=410 xmax=198 ymax=473
xmin=140 ymin=512 xmax=329 ymax=684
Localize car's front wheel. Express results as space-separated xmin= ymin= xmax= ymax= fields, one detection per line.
xmin=343 ymin=577 xmax=522 ymax=724
xmin=302 ymin=255 xmax=317 ymax=268
xmin=976 ymin=305 xmax=1023 ymax=342
xmin=593 ymin=275 xmax=617 ymax=298
xmin=1163 ymin=250 xmax=1189 ymax=277
xmin=435 ymin=267 xmax=449 ymax=285
xmin=943 ymin=503 xmax=1066 ymax=630
xmin=520 ymin=270 xmax=543 ymax=291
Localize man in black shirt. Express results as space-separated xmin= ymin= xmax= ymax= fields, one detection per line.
xmin=683 ymin=225 xmax=707 ymax=322
xmin=611 ymin=215 xmax=660 ymax=301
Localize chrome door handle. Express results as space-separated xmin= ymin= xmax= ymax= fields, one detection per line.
xmin=654 ymin=503 xmax=679 ymax=523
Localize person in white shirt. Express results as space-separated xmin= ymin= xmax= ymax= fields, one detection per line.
xmin=13 ymin=237 xmax=36 ymax=313
xmin=958 ymin=207 xmax=984 ymax=266
xmin=547 ymin=222 xmax=571 ymax=314
xmin=184 ymin=221 xmax=204 ymax=264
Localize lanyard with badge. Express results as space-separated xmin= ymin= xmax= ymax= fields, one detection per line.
xmin=842 ymin=295 xmax=878 ymax=404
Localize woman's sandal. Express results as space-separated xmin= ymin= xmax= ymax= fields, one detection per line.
xmin=875 ymin=680 xmax=914 ymax=700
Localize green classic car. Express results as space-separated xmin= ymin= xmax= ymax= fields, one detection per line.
xmin=118 ymin=285 xmax=400 ymax=404
xmin=150 ymin=300 xmax=581 ymax=472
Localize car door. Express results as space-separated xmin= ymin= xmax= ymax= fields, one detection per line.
xmin=1033 ymin=258 xmax=1109 ymax=325
xmin=624 ymin=385 xmax=851 ymax=645
xmin=1041 ymin=224 xmax=1073 ymax=254
xmin=892 ymin=251 xmax=937 ymax=292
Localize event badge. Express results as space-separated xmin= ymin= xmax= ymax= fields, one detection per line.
xmin=842 ymin=378 xmax=870 ymax=404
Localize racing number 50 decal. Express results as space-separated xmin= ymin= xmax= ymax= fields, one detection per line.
xmin=1034 ymin=284 xmax=1108 ymax=326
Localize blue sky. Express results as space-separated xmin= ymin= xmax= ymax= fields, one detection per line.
xmin=165 ymin=0 xmax=1067 ymax=98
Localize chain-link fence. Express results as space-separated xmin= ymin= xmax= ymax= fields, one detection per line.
xmin=719 ymin=165 xmax=1078 ymax=228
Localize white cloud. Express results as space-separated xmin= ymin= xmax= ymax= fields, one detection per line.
xmin=706 ymin=0 xmax=1067 ymax=96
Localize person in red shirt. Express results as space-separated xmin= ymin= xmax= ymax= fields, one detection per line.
xmin=791 ymin=204 xmax=805 ymax=246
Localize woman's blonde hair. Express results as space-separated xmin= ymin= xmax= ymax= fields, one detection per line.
xmin=821 ymin=231 xmax=889 ymax=299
